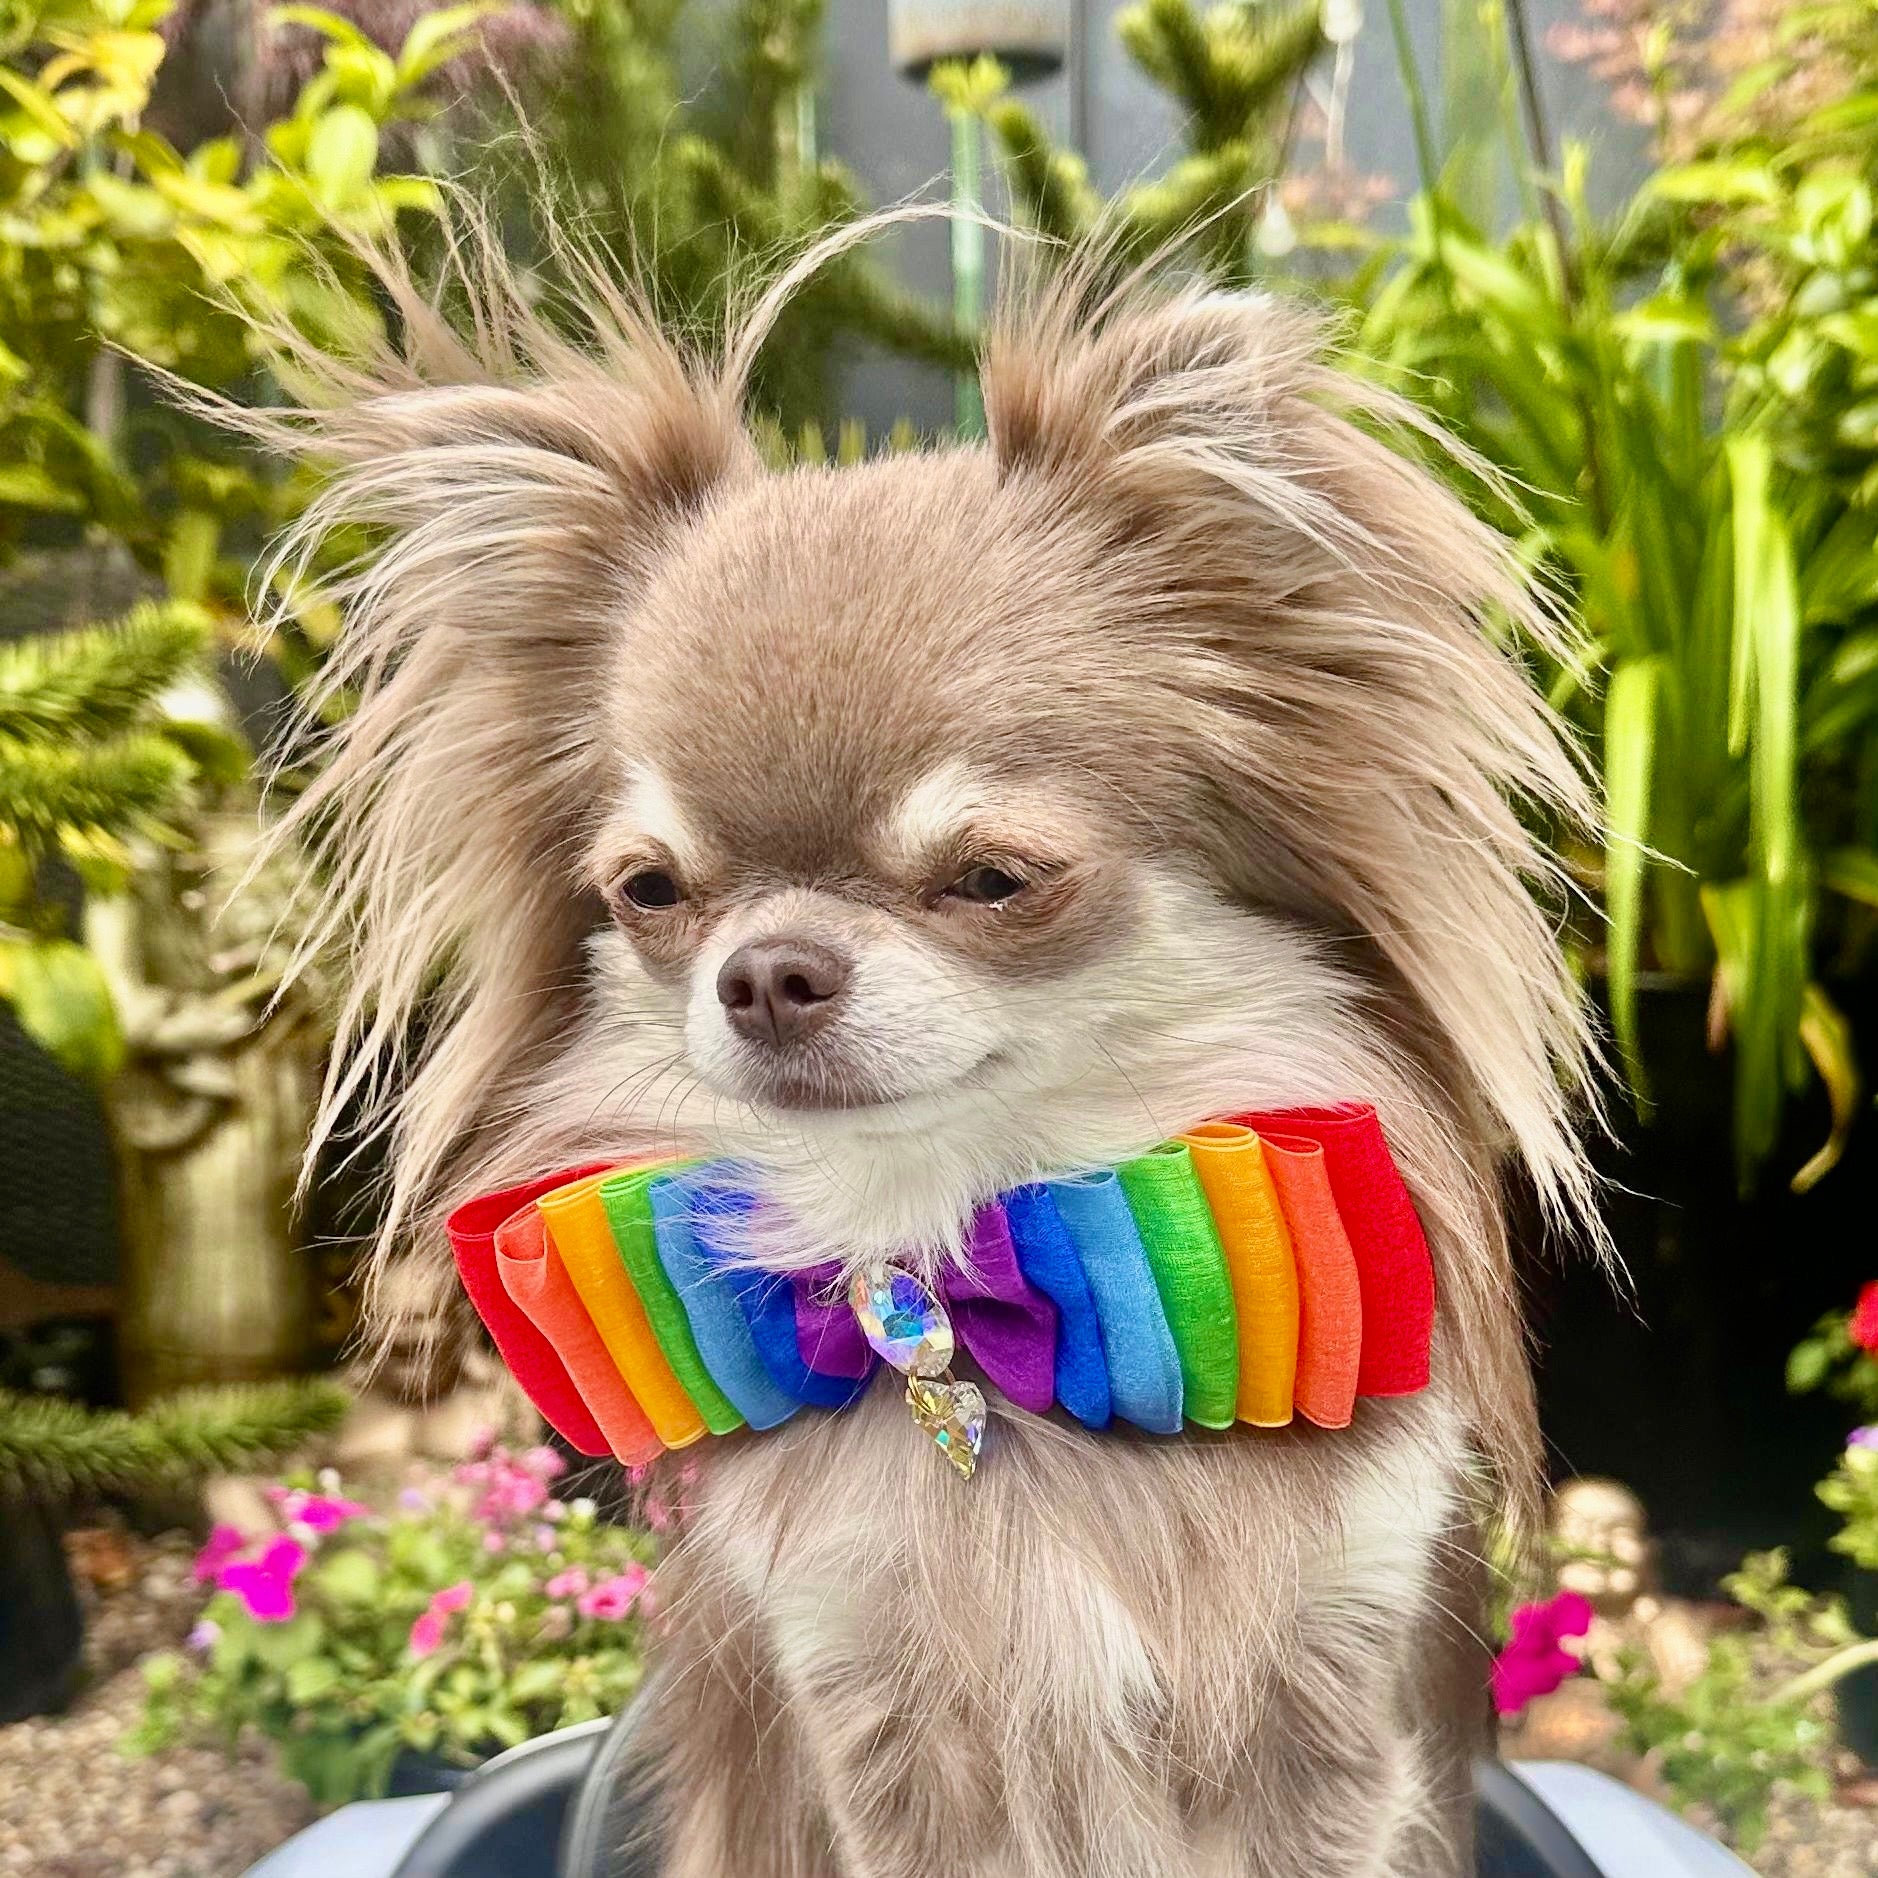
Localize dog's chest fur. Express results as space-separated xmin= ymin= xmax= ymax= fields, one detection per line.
xmin=643 ymin=1384 xmax=1479 ymax=1878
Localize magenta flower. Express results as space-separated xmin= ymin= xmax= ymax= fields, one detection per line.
xmin=432 ymin=1581 xmax=474 ymax=1616
xmin=275 ymin=1489 xmax=370 ymax=1533
xmin=545 ymin=1567 xmax=590 ymax=1600
xmin=519 ymin=1445 xmax=566 ymax=1482
xmin=194 ymin=1524 xmax=247 ymax=1584
xmin=407 ymin=1581 xmax=475 ymax=1658
xmin=1491 ymin=1592 xmax=1593 ymax=1716
xmin=408 ymin=1609 xmax=448 ymax=1659
xmin=219 ymin=1536 xmax=308 ymax=1623
xmin=577 ymin=1565 xmax=649 ymax=1622
xmin=484 ymin=1529 xmax=508 ymax=1554
xmin=1849 ymin=1426 xmax=1878 ymax=1451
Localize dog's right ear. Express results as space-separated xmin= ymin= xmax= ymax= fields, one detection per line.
xmin=249 ymin=253 xmax=754 ymax=1289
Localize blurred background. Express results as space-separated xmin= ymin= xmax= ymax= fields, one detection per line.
xmin=3 ymin=1 xmax=1878 ymax=1872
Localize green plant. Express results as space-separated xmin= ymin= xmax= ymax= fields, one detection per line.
xmin=0 ymin=1378 xmax=348 ymax=1500
xmin=0 ymin=0 xmax=472 ymax=579
xmin=519 ymin=0 xmax=969 ymax=432
xmin=0 ymin=601 xmax=244 ymax=1073
xmin=131 ymin=1443 xmax=657 ymax=1804
xmin=1787 ymin=1279 xmax=1878 ymax=1413
xmin=0 ymin=0 xmax=501 ymax=1077
xmin=1819 ymin=1434 xmax=1878 ymax=1568
xmin=1317 ymin=1 xmax=1878 ymax=1191
xmin=935 ymin=0 xmax=1327 ymax=279
xmin=1601 ymin=1551 xmax=1844 ymax=1849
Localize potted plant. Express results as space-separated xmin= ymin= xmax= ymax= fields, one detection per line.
xmin=0 ymin=0 xmax=512 ymax=1401
xmin=1790 ymin=1283 xmax=1878 ymax=1760
xmin=1252 ymin=0 xmax=1878 ymax=1590
xmin=0 ymin=1377 xmax=346 ymax=1722
xmin=130 ymin=1439 xmax=659 ymax=1804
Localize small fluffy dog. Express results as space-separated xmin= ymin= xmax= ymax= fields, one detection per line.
xmin=258 ymin=219 xmax=1596 ymax=1878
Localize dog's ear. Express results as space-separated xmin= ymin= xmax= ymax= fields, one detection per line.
xmin=981 ymin=279 xmax=1598 ymax=1236
xmin=981 ymin=280 xmax=1485 ymax=588
xmin=247 ymin=248 xmax=754 ymax=1314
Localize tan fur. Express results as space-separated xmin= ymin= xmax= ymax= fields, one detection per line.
xmin=237 ymin=214 xmax=1598 ymax=1876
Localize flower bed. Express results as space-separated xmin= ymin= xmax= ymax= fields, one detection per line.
xmin=128 ymin=1440 xmax=657 ymax=1805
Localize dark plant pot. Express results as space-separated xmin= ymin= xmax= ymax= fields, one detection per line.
xmin=1524 ymin=976 xmax=1878 ymax=1596
xmin=386 ymin=1749 xmax=484 ymax=1798
xmin=1839 ymin=1568 xmax=1878 ymax=1767
xmin=0 ymin=1500 xmax=85 ymax=1723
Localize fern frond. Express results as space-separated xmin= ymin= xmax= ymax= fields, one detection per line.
xmin=0 ymin=601 xmax=213 ymax=743
xmin=986 ymin=98 xmax=1100 ymax=244
xmin=0 ymin=1380 xmax=349 ymax=1503
xmin=1120 ymin=0 xmax=1322 ymax=153
xmin=0 ymin=733 xmax=196 ymax=848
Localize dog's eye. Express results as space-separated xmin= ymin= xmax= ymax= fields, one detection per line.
xmin=619 ymin=869 xmax=683 ymax=910
xmin=946 ymin=865 xmax=1027 ymax=906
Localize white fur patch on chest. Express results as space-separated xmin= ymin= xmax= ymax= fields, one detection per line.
xmin=1306 ymin=1402 xmax=1466 ymax=1623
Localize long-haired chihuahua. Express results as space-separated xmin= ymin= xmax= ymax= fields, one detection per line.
xmin=248 ymin=217 xmax=1596 ymax=1878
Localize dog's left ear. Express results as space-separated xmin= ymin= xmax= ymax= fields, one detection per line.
xmin=244 ymin=251 xmax=756 ymax=1318
xmin=981 ymin=280 xmax=1598 ymax=1236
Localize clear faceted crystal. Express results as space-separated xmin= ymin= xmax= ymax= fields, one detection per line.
xmin=850 ymin=1268 xmax=954 ymax=1376
xmin=905 ymin=1375 xmax=987 ymax=1481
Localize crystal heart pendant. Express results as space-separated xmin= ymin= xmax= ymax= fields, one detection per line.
xmin=850 ymin=1266 xmax=985 ymax=1480
xmin=905 ymin=1373 xmax=987 ymax=1480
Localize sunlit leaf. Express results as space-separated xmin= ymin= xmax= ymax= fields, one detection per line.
xmin=304 ymin=104 xmax=380 ymax=208
xmin=1792 ymin=983 xmax=1859 ymax=1193
xmin=5 ymin=938 xmax=124 ymax=1080
xmin=0 ymin=68 xmax=78 ymax=147
xmin=1823 ymin=848 xmax=1878 ymax=907
xmin=1604 ymin=656 xmax=1661 ymax=1097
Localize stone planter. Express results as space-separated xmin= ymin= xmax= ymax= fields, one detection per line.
xmin=887 ymin=0 xmax=1070 ymax=81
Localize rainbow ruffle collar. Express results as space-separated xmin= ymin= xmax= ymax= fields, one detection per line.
xmin=448 ymin=1104 xmax=1435 ymax=1480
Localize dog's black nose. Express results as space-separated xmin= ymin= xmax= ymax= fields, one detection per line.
xmin=716 ymin=937 xmax=851 ymax=1047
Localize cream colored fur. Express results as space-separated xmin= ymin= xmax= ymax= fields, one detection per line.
xmin=233 ymin=216 xmax=1599 ymax=1876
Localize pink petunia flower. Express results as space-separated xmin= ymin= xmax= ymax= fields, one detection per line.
xmin=577 ymin=1564 xmax=649 ymax=1622
xmin=1849 ymin=1426 xmax=1878 ymax=1451
xmin=407 ymin=1580 xmax=476 ymax=1658
xmin=274 ymin=1489 xmax=370 ymax=1533
xmin=194 ymin=1524 xmax=247 ymax=1584
xmin=1491 ymin=1591 xmax=1593 ymax=1716
xmin=219 ymin=1536 xmax=308 ymax=1623
xmin=519 ymin=1445 xmax=567 ymax=1482
xmin=408 ymin=1609 xmax=447 ymax=1658
xmin=431 ymin=1581 xmax=474 ymax=1616
xmin=544 ymin=1567 xmax=590 ymax=1600
xmin=472 ymin=1469 xmax=549 ymax=1525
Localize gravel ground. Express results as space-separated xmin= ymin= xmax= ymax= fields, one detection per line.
xmin=0 ymin=1532 xmax=313 ymax=1878
xmin=3 ymin=1533 xmax=1877 ymax=1877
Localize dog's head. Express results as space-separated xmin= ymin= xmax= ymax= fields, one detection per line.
xmin=261 ymin=229 xmax=1595 ymax=1455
